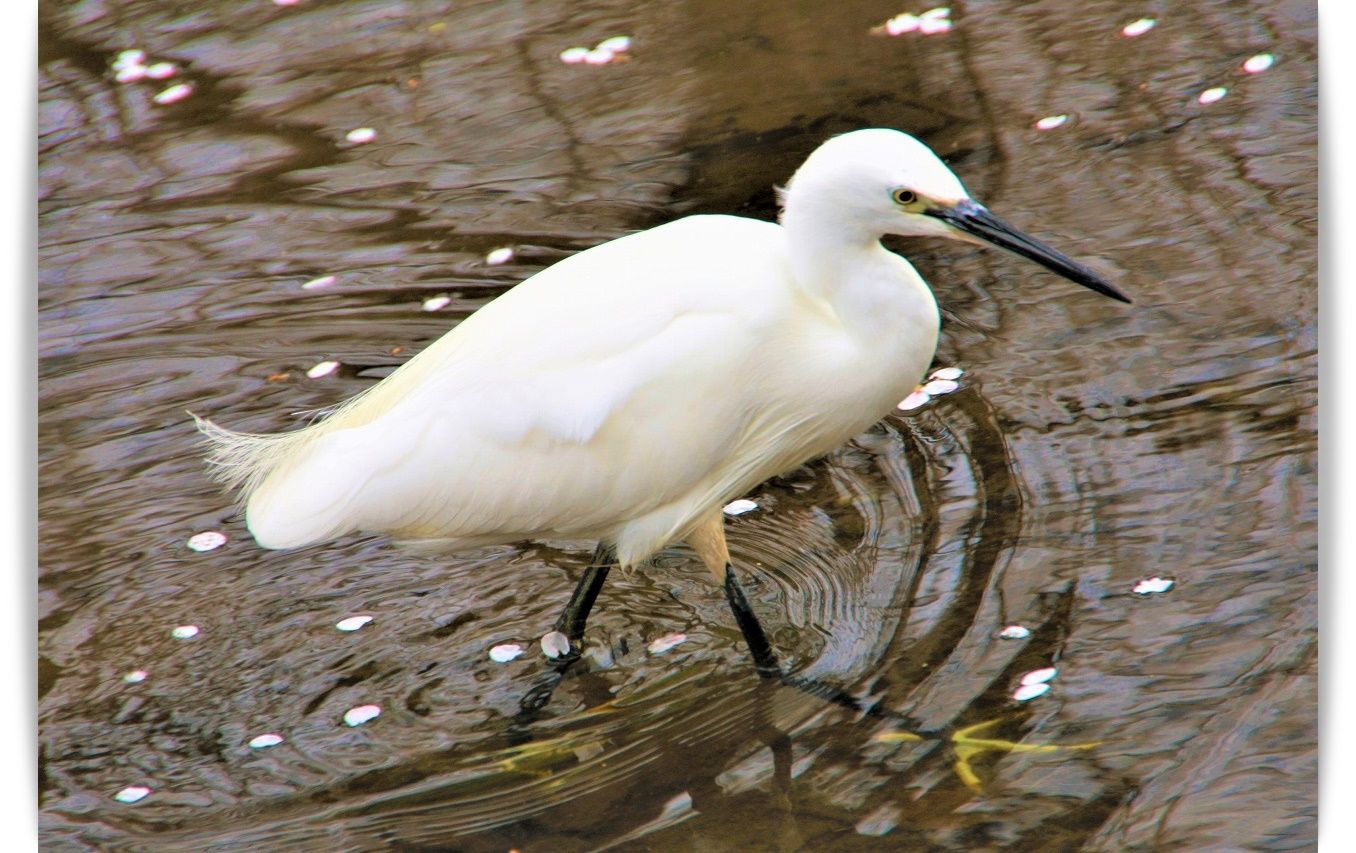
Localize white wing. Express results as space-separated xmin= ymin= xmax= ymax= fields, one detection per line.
xmin=238 ymin=215 xmax=811 ymax=554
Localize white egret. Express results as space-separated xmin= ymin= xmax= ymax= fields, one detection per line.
xmin=197 ymin=128 xmax=1129 ymax=677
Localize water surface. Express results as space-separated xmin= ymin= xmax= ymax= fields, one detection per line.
xmin=39 ymin=1 xmax=1316 ymax=849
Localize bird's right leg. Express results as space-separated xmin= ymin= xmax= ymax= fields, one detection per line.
xmin=687 ymin=508 xmax=783 ymax=679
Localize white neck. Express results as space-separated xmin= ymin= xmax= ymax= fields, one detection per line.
xmin=780 ymin=201 xmax=940 ymax=349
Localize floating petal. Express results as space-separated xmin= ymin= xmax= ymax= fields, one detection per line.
xmin=929 ymin=366 xmax=963 ymax=381
xmin=123 ymin=669 xmax=148 ymax=683
xmin=422 ymin=295 xmax=452 ymax=312
xmin=647 ymin=633 xmax=688 ymax=654
xmin=541 ymin=631 xmax=571 ymax=658
xmin=146 ymin=62 xmax=177 ymax=80
xmin=114 ymin=785 xmax=151 ymax=803
xmin=171 ymin=625 xmax=199 ymax=640
xmin=559 ymin=46 xmax=589 ymax=63
xmin=1013 ymin=683 xmax=1050 ymax=701
xmin=884 ymin=14 xmax=918 ymax=36
xmin=306 ymin=360 xmax=339 ymax=379
xmin=1121 ymin=18 xmax=1156 ymax=37
xmin=187 ymin=531 xmax=227 ymax=552
xmin=302 ymin=274 xmax=337 ymax=290
xmin=485 ymin=247 xmax=515 ymax=265
xmin=345 ymin=127 xmax=377 ymax=144
xmin=490 ymin=643 xmax=524 ymax=662
xmin=153 ymin=83 xmax=193 ymax=105
xmin=115 ymin=65 xmax=147 ymax=83
xmin=1035 ymin=114 xmax=1069 ymax=131
xmin=249 ymin=733 xmax=284 ymax=749
xmin=596 ymin=36 xmax=632 ymax=53
xmin=113 ymin=49 xmax=146 ymax=69
xmin=335 ymin=615 xmax=373 ymax=632
xmin=1133 ymin=576 xmax=1175 ymax=595
xmin=1020 ymin=666 xmax=1058 ymax=686
xmin=1197 ymin=87 xmax=1227 ymax=105
xmin=1243 ymin=53 xmax=1274 ymax=74
xmin=998 ymin=625 xmax=1030 ymax=640
xmin=722 ymin=499 xmax=758 ymax=516
xmin=897 ymin=389 xmax=930 ymax=410
xmin=922 ymin=378 xmax=959 ymax=396
xmin=343 ymin=704 xmax=381 ymax=726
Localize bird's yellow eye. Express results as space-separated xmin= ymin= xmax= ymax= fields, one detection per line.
xmin=891 ymin=188 xmax=918 ymax=206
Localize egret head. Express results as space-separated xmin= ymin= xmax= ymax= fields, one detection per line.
xmin=783 ymin=129 xmax=1131 ymax=303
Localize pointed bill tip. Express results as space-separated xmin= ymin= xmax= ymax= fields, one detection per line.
xmin=925 ymin=201 xmax=1132 ymax=304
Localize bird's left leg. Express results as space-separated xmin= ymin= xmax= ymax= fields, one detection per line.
xmin=513 ymin=542 xmax=617 ymax=727
xmin=553 ymin=542 xmax=616 ymax=654
xmin=687 ymin=509 xmax=782 ymax=679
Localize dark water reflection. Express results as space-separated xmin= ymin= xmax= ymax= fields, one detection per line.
xmin=39 ymin=0 xmax=1316 ymax=849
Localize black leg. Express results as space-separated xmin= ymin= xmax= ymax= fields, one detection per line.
xmin=723 ymin=564 xmax=782 ymax=679
xmin=554 ymin=542 xmax=615 ymax=647
xmin=511 ymin=543 xmax=617 ymax=728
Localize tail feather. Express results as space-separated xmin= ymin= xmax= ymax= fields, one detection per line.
xmin=191 ymin=412 xmax=318 ymax=510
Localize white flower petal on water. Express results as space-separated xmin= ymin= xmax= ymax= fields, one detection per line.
xmin=146 ymin=62 xmax=177 ymax=80
xmin=1197 ymin=87 xmax=1227 ymax=105
xmin=171 ymin=625 xmax=200 ymax=640
xmin=897 ymin=389 xmax=930 ymax=410
xmin=1121 ymin=18 xmax=1156 ymax=38
xmin=1013 ymin=683 xmax=1050 ymax=702
xmin=596 ymin=36 xmax=632 ymax=53
xmin=1020 ymin=666 xmax=1058 ymax=686
xmin=918 ymin=18 xmax=952 ymax=34
xmin=115 ymin=65 xmax=147 ymax=83
xmin=884 ymin=14 xmax=918 ymax=36
xmin=722 ymin=499 xmax=758 ymax=516
xmin=489 ymin=643 xmax=524 ymax=663
xmin=345 ymin=127 xmax=377 ymax=144
xmin=1243 ymin=53 xmax=1274 ymax=74
xmin=920 ymin=7 xmax=950 ymax=20
xmin=929 ymin=366 xmax=963 ymax=381
xmin=647 ymin=633 xmax=688 ymax=654
xmin=114 ymin=785 xmax=151 ymax=803
xmin=187 ymin=530 xmax=227 ymax=552
xmin=541 ymin=631 xmax=571 ymax=658
xmin=306 ymin=360 xmax=340 ymax=379
xmin=559 ymin=46 xmax=589 ymax=64
xmin=1035 ymin=114 xmax=1069 ymax=131
xmin=922 ymin=378 xmax=959 ymax=396
xmin=485 ymin=247 xmax=515 ymax=265
xmin=584 ymin=48 xmax=615 ymax=65
xmin=301 ymin=274 xmax=337 ymax=290
xmin=273 ymin=0 xmax=302 ymax=5
xmin=153 ymin=83 xmax=194 ymax=105
xmin=422 ymin=295 xmax=452 ymax=312
xmin=114 ymin=49 xmax=147 ymax=69
xmin=998 ymin=625 xmax=1030 ymax=640
xmin=248 ymin=733 xmax=284 ymax=749
xmin=123 ymin=669 xmax=148 ymax=683
xmin=343 ymin=704 xmax=381 ymax=726
xmin=1133 ymin=576 xmax=1175 ymax=595
xmin=335 ymin=615 xmax=373 ymax=632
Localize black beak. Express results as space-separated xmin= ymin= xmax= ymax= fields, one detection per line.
xmin=924 ymin=200 xmax=1132 ymax=304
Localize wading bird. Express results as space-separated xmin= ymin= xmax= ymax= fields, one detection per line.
xmin=197 ymin=129 xmax=1129 ymax=679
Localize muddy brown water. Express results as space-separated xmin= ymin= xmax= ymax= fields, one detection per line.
xmin=39 ymin=1 xmax=1316 ymax=850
